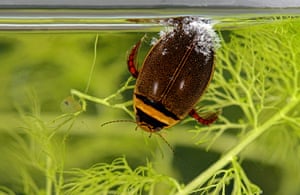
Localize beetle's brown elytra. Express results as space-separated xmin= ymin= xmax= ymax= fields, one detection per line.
xmin=127 ymin=16 xmax=220 ymax=133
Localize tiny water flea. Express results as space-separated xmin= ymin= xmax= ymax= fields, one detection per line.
xmin=128 ymin=16 xmax=220 ymax=133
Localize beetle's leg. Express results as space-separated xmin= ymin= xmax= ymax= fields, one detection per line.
xmin=189 ymin=109 xmax=218 ymax=125
xmin=127 ymin=39 xmax=143 ymax=78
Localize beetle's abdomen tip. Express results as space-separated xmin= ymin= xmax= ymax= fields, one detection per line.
xmin=160 ymin=16 xmax=220 ymax=57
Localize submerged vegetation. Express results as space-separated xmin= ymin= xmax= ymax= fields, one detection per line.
xmin=0 ymin=16 xmax=299 ymax=195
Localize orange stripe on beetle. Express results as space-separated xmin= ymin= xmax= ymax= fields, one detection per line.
xmin=134 ymin=94 xmax=179 ymax=131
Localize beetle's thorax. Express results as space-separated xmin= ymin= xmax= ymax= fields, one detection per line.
xmin=135 ymin=110 xmax=164 ymax=133
xmin=133 ymin=94 xmax=180 ymax=132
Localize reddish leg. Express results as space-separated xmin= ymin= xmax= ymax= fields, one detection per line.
xmin=189 ymin=109 xmax=218 ymax=125
xmin=127 ymin=40 xmax=142 ymax=78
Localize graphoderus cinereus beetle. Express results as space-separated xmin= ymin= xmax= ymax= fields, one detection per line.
xmin=127 ymin=16 xmax=220 ymax=133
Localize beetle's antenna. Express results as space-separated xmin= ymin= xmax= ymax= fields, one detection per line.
xmin=101 ymin=119 xmax=136 ymax=127
xmin=156 ymin=132 xmax=175 ymax=153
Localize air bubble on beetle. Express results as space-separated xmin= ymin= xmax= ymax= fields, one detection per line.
xmin=162 ymin=48 xmax=168 ymax=55
xmin=151 ymin=37 xmax=158 ymax=46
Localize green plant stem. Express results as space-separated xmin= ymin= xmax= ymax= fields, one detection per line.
xmin=84 ymin=34 xmax=99 ymax=94
xmin=70 ymin=88 xmax=134 ymax=118
xmin=175 ymin=94 xmax=299 ymax=195
xmin=46 ymin=155 xmax=52 ymax=195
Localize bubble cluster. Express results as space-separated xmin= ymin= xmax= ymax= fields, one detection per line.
xmin=158 ymin=17 xmax=220 ymax=57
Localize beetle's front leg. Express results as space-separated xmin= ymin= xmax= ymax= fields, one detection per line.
xmin=189 ymin=109 xmax=218 ymax=125
xmin=127 ymin=39 xmax=143 ymax=78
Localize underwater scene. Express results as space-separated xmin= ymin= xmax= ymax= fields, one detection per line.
xmin=0 ymin=9 xmax=300 ymax=195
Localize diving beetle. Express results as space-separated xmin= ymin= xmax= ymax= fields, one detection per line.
xmin=127 ymin=17 xmax=219 ymax=133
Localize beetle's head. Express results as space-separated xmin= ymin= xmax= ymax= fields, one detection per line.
xmin=135 ymin=109 xmax=174 ymax=152
xmin=135 ymin=108 xmax=166 ymax=133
